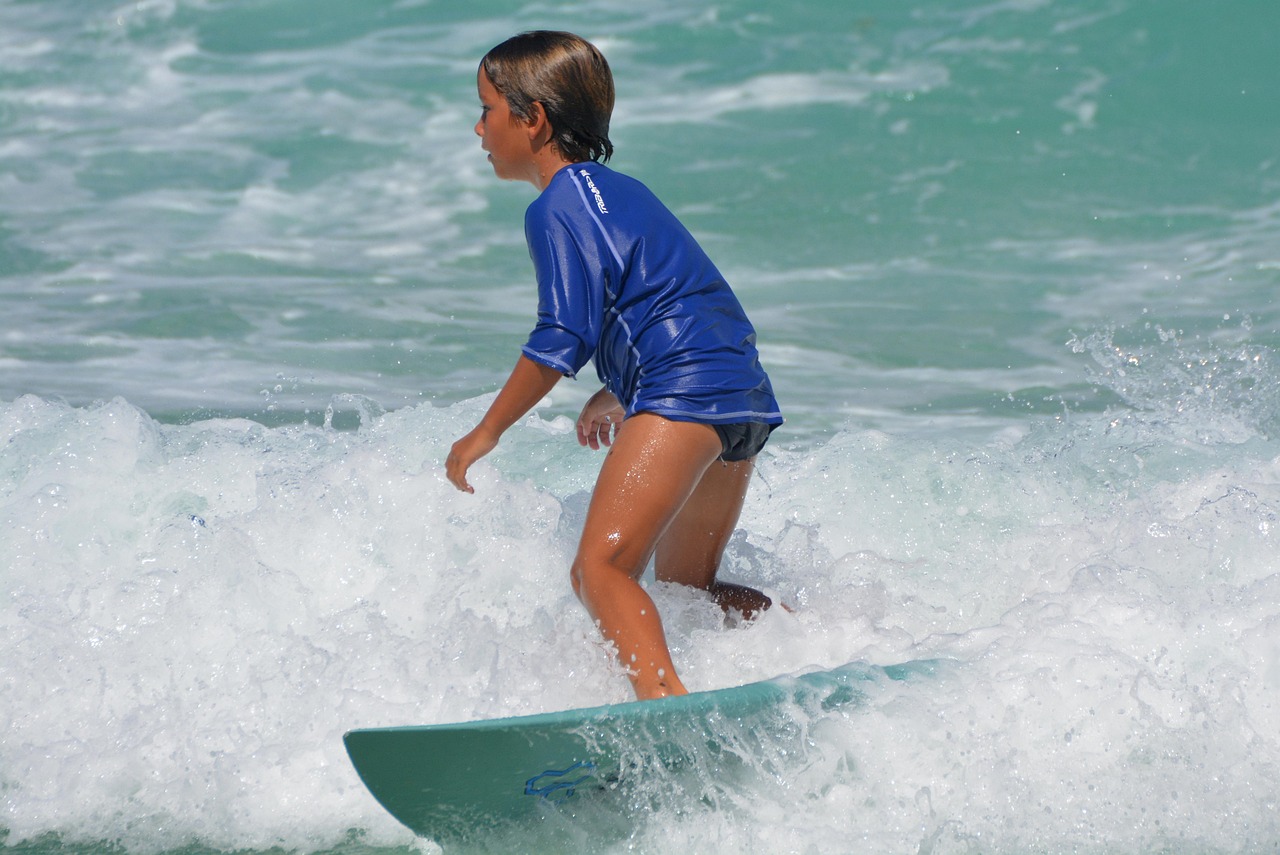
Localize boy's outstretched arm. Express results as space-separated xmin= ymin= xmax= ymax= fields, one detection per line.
xmin=446 ymin=355 xmax=563 ymax=493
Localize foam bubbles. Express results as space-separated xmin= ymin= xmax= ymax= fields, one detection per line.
xmin=5 ymin=388 xmax=1277 ymax=852
xmin=0 ymin=396 xmax=594 ymax=850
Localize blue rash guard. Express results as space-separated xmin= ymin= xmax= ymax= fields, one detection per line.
xmin=520 ymin=163 xmax=783 ymax=427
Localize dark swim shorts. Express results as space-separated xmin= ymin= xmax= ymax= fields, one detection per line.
xmin=713 ymin=421 xmax=777 ymax=462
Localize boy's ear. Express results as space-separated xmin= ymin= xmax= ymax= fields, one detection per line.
xmin=525 ymin=100 xmax=554 ymax=148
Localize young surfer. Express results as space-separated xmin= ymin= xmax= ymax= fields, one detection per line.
xmin=446 ymin=31 xmax=783 ymax=701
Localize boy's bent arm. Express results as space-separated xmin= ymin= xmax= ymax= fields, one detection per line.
xmin=446 ymin=355 xmax=564 ymax=493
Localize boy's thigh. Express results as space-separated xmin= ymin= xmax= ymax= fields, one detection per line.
xmin=576 ymin=413 xmax=722 ymax=575
xmin=654 ymin=457 xmax=754 ymax=588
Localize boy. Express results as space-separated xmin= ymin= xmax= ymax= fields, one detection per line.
xmin=446 ymin=31 xmax=782 ymax=700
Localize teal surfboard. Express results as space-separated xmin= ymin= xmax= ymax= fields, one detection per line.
xmin=344 ymin=661 xmax=933 ymax=847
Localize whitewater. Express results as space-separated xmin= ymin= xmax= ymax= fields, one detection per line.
xmin=3 ymin=1 xmax=1278 ymax=853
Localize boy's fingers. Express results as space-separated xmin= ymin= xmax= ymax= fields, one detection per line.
xmin=445 ymin=451 xmax=474 ymax=493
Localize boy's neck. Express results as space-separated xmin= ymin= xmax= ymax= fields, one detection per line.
xmin=530 ymin=150 xmax=574 ymax=191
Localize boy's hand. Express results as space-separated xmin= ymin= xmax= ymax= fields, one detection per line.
xmin=576 ymin=387 xmax=625 ymax=450
xmin=445 ymin=356 xmax=565 ymax=493
xmin=446 ymin=426 xmax=499 ymax=493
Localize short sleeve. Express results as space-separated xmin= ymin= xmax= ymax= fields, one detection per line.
xmin=521 ymin=202 xmax=605 ymax=378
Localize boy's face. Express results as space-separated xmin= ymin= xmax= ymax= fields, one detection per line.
xmin=475 ymin=69 xmax=534 ymax=183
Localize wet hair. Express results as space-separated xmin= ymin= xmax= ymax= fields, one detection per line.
xmin=480 ymin=31 xmax=615 ymax=164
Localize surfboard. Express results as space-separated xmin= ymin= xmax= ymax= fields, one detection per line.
xmin=344 ymin=660 xmax=933 ymax=847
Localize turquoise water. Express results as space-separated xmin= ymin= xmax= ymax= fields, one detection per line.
xmin=2 ymin=1 xmax=1278 ymax=853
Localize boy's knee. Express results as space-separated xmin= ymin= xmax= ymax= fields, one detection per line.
xmin=570 ymin=552 xmax=612 ymax=598
xmin=570 ymin=551 xmax=629 ymax=600
xmin=569 ymin=560 xmax=585 ymax=599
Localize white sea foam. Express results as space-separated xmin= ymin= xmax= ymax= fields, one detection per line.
xmin=617 ymin=64 xmax=949 ymax=126
xmin=2 ymin=379 xmax=1277 ymax=852
xmin=4 ymin=1 xmax=1280 ymax=851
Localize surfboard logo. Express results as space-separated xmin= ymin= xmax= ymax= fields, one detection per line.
xmin=524 ymin=760 xmax=597 ymax=800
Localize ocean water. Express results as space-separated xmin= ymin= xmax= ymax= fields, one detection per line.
xmin=2 ymin=0 xmax=1278 ymax=853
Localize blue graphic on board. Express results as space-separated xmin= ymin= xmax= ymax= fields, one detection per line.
xmin=524 ymin=760 xmax=598 ymax=800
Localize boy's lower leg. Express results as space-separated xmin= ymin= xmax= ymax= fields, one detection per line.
xmin=573 ymin=559 xmax=688 ymax=699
